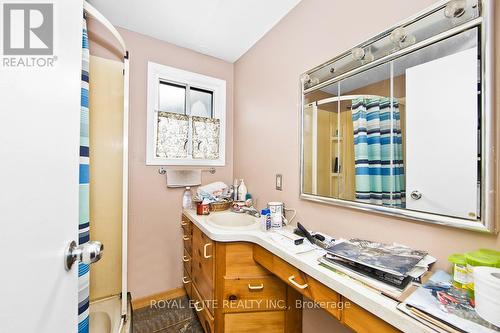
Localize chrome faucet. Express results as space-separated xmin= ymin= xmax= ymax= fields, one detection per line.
xmin=241 ymin=206 xmax=260 ymax=218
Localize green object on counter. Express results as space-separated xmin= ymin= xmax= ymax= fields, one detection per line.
xmin=464 ymin=250 xmax=499 ymax=298
xmin=478 ymin=248 xmax=500 ymax=267
xmin=448 ymin=253 xmax=468 ymax=289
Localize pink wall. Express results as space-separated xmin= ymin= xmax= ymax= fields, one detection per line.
xmin=87 ymin=20 xmax=234 ymax=299
xmin=234 ymin=0 xmax=499 ymax=330
xmin=88 ymin=0 xmax=499 ymax=330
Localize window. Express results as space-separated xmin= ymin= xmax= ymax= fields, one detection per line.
xmin=146 ymin=62 xmax=226 ymax=166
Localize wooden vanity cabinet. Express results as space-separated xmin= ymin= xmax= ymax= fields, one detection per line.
xmin=182 ymin=215 xmax=399 ymax=333
xmin=181 ymin=215 xmax=301 ymax=333
xmin=253 ymin=246 xmax=400 ymax=333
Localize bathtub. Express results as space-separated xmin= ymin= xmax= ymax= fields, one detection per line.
xmin=89 ymin=295 xmax=131 ymax=333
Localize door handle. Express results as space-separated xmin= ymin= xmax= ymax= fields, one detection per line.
xmin=411 ymin=190 xmax=423 ymax=200
xmin=182 ymin=276 xmax=191 ymax=284
xmin=288 ymin=275 xmax=308 ymax=289
xmin=193 ymin=301 xmax=203 ymax=312
xmin=203 ymin=243 xmax=212 ymax=259
xmin=248 ymin=283 xmax=264 ymax=290
xmin=65 ymin=240 xmax=104 ymax=271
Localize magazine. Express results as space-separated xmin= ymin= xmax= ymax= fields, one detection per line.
xmin=325 ymin=239 xmax=428 ymax=277
xmin=403 ymin=271 xmax=500 ymax=333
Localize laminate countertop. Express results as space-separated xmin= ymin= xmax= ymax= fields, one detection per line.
xmin=183 ymin=209 xmax=435 ymax=333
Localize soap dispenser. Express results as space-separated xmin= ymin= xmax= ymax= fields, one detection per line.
xmin=238 ymin=179 xmax=247 ymax=201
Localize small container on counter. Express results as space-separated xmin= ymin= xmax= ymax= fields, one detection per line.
xmin=464 ymin=250 xmax=498 ymax=298
xmin=448 ymin=253 xmax=468 ymax=289
xmin=260 ymin=208 xmax=271 ymax=231
xmin=196 ymin=200 xmax=210 ymax=215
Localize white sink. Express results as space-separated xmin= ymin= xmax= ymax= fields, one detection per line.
xmin=208 ymin=212 xmax=258 ymax=228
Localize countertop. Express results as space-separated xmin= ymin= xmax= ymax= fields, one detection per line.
xmin=183 ymin=209 xmax=435 ymax=333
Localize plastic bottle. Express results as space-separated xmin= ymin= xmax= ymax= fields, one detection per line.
xmin=233 ymin=179 xmax=239 ymax=201
xmin=238 ymin=179 xmax=247 ymax=201
xmin=182 ymin=187 xmax=193 ymax=209
xmin=260 ymin=209 xmax=271 ymax=231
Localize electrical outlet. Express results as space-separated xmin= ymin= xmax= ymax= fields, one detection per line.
xmin=275 ymin=174 xmax=283 ymax=191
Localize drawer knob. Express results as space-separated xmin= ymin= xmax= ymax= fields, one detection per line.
xmin=288 ymin=275 xmax=308 ymax=289
xmin=203 ymin=243 xmax=212 ymax=259
xmin=182 ymin=276 xmax=191 ymax=284
xmin=181 ymin=221 xmax=188 ymax=226
xmin=193 ymin=301 xmax=203 ymax=312
xmin=228 ymin=294 xmax=237 ymax=301
xmin=248 ymin=283 xmax=264 ymax=290
xmin=182 ymin=255 xmax=190 ymax=262
xmin=183 ymin=235 xmax=190 ymax=241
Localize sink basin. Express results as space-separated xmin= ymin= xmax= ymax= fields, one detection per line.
xmin=208 ymin=213 xmax=258 ymax=228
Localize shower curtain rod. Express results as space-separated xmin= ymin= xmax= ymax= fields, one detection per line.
xmin=316 ymin=94 xmax=384 ymax=106
xmin=83 ymin=1 xmax=127 ymax=57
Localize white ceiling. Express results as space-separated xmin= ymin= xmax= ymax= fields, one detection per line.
xmin=88 ymin=0 xmax=301 ymax=63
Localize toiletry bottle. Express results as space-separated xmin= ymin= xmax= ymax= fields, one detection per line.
xmin=238 ymin=179 xmax=247 ymax=201
xmin=182 ymin=187 xmax=193 ymax=209
xmin=260 ymin=208 xmax=271 ymax=231
xmin=233 ymin=179 xmax=239 ymax=201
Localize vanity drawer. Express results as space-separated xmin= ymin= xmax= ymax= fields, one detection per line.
xmin=342 ymin=300 xmax=400 ymax=333
xmin=224 ymin=311 xmax=285 ymax=333
xmin=183 ymin=248 xmax=192 ymax=274
xmin=192 ymin=226 xmax=215 ymax=314
xmin=224 ymin=242 xmax=271 ymax=278
xmin=181 ymin=217 xmax=192 ymax=255
xmin=253 ymin=245 xmax=341 ymax=320
xmin=222 ymin=276 xmax=286 ymax=313
xmin=183 ymin=267 xmax=193 ymax=300
xmin=192 ymin=285 xmax=215 ymax=333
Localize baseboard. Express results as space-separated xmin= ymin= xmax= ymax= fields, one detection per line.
xmin=132 ymin=287 xmax=186 ymax=310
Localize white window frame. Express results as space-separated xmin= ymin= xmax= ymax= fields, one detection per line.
xmin=146 ymin=61 xmax=226 ymax=166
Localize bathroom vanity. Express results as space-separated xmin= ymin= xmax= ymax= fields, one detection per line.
xmin=181 ymin=210 xmax=435 ymax=333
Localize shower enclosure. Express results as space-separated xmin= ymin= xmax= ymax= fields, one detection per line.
xmin=83 ymin=2 xmax=130 ymax=333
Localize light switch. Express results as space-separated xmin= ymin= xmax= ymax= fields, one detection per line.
xmin=276 ymin=174 xmax=283 ymax=191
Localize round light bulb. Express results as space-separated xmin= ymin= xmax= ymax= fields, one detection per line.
xmin=444 ymin=0 xmax=467 ymax=18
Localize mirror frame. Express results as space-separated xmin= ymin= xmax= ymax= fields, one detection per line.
xmin=299 ymin=0 xmax=496 ymax=233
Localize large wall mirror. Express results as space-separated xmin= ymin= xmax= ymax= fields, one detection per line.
xmin=300 ymin=0 xmax=496 ymax=233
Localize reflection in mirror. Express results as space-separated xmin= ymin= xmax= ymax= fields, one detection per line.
xmin=303 ymin=88 xmax=339 ymax=197
xmin=302 ymin=27 xmax=481 ymax=222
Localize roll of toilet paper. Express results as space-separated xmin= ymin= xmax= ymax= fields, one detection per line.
xmin=474 ymin=266 xmax=500 ymax=327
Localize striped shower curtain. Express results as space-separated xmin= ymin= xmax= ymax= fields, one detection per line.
xmin=78 ymin=15 xmax=90 ymax=333
xmin=352 ymin=97 xmax=405 ymax=207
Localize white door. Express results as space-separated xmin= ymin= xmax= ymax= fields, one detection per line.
xmin=405 ymin=47 xmax=478 ymax=220
xmin=0 ymin=1 xmax=83 ymax=332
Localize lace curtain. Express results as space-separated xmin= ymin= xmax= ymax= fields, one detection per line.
xmin=192 ymin=116 xmax=220 ymax=159
xmin=156 ymin=112 xmax=189 ymax=158
xmin=155 ymin=113 xmax=220 ymax=160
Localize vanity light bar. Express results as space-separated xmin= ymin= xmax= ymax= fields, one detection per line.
xmin=302 ymin=0 xmax=481 ymax=92
xmin=303 ymin=16 xmax=482 ymax=94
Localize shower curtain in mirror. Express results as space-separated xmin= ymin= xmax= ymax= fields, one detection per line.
xmin=78 ymin=15 xmax=90 ymax=333
xmin=352 ymin=97 xmax=405 ymax=207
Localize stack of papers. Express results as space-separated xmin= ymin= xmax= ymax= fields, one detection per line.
xmin=399 ymin=271 xmax=500 ymax=333
xmin=319 ymin=239 xmax=435 ymax=297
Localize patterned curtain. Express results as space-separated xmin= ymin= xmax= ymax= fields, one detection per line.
xmin=78 ymin=15 xmax=90 ymax=333
xmin=352 ymin=97 xmax=405 ymax=207
xmin=192 ymin=116 xmax=220 ymax=159
xmin=156 ymin=111 xmax=189 ymax=158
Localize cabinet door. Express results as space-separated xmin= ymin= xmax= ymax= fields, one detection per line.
xmin=192 ymin=226 xmax=215 ymax=313
xmin=405 ymin=47 xmax=478 ymax=219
